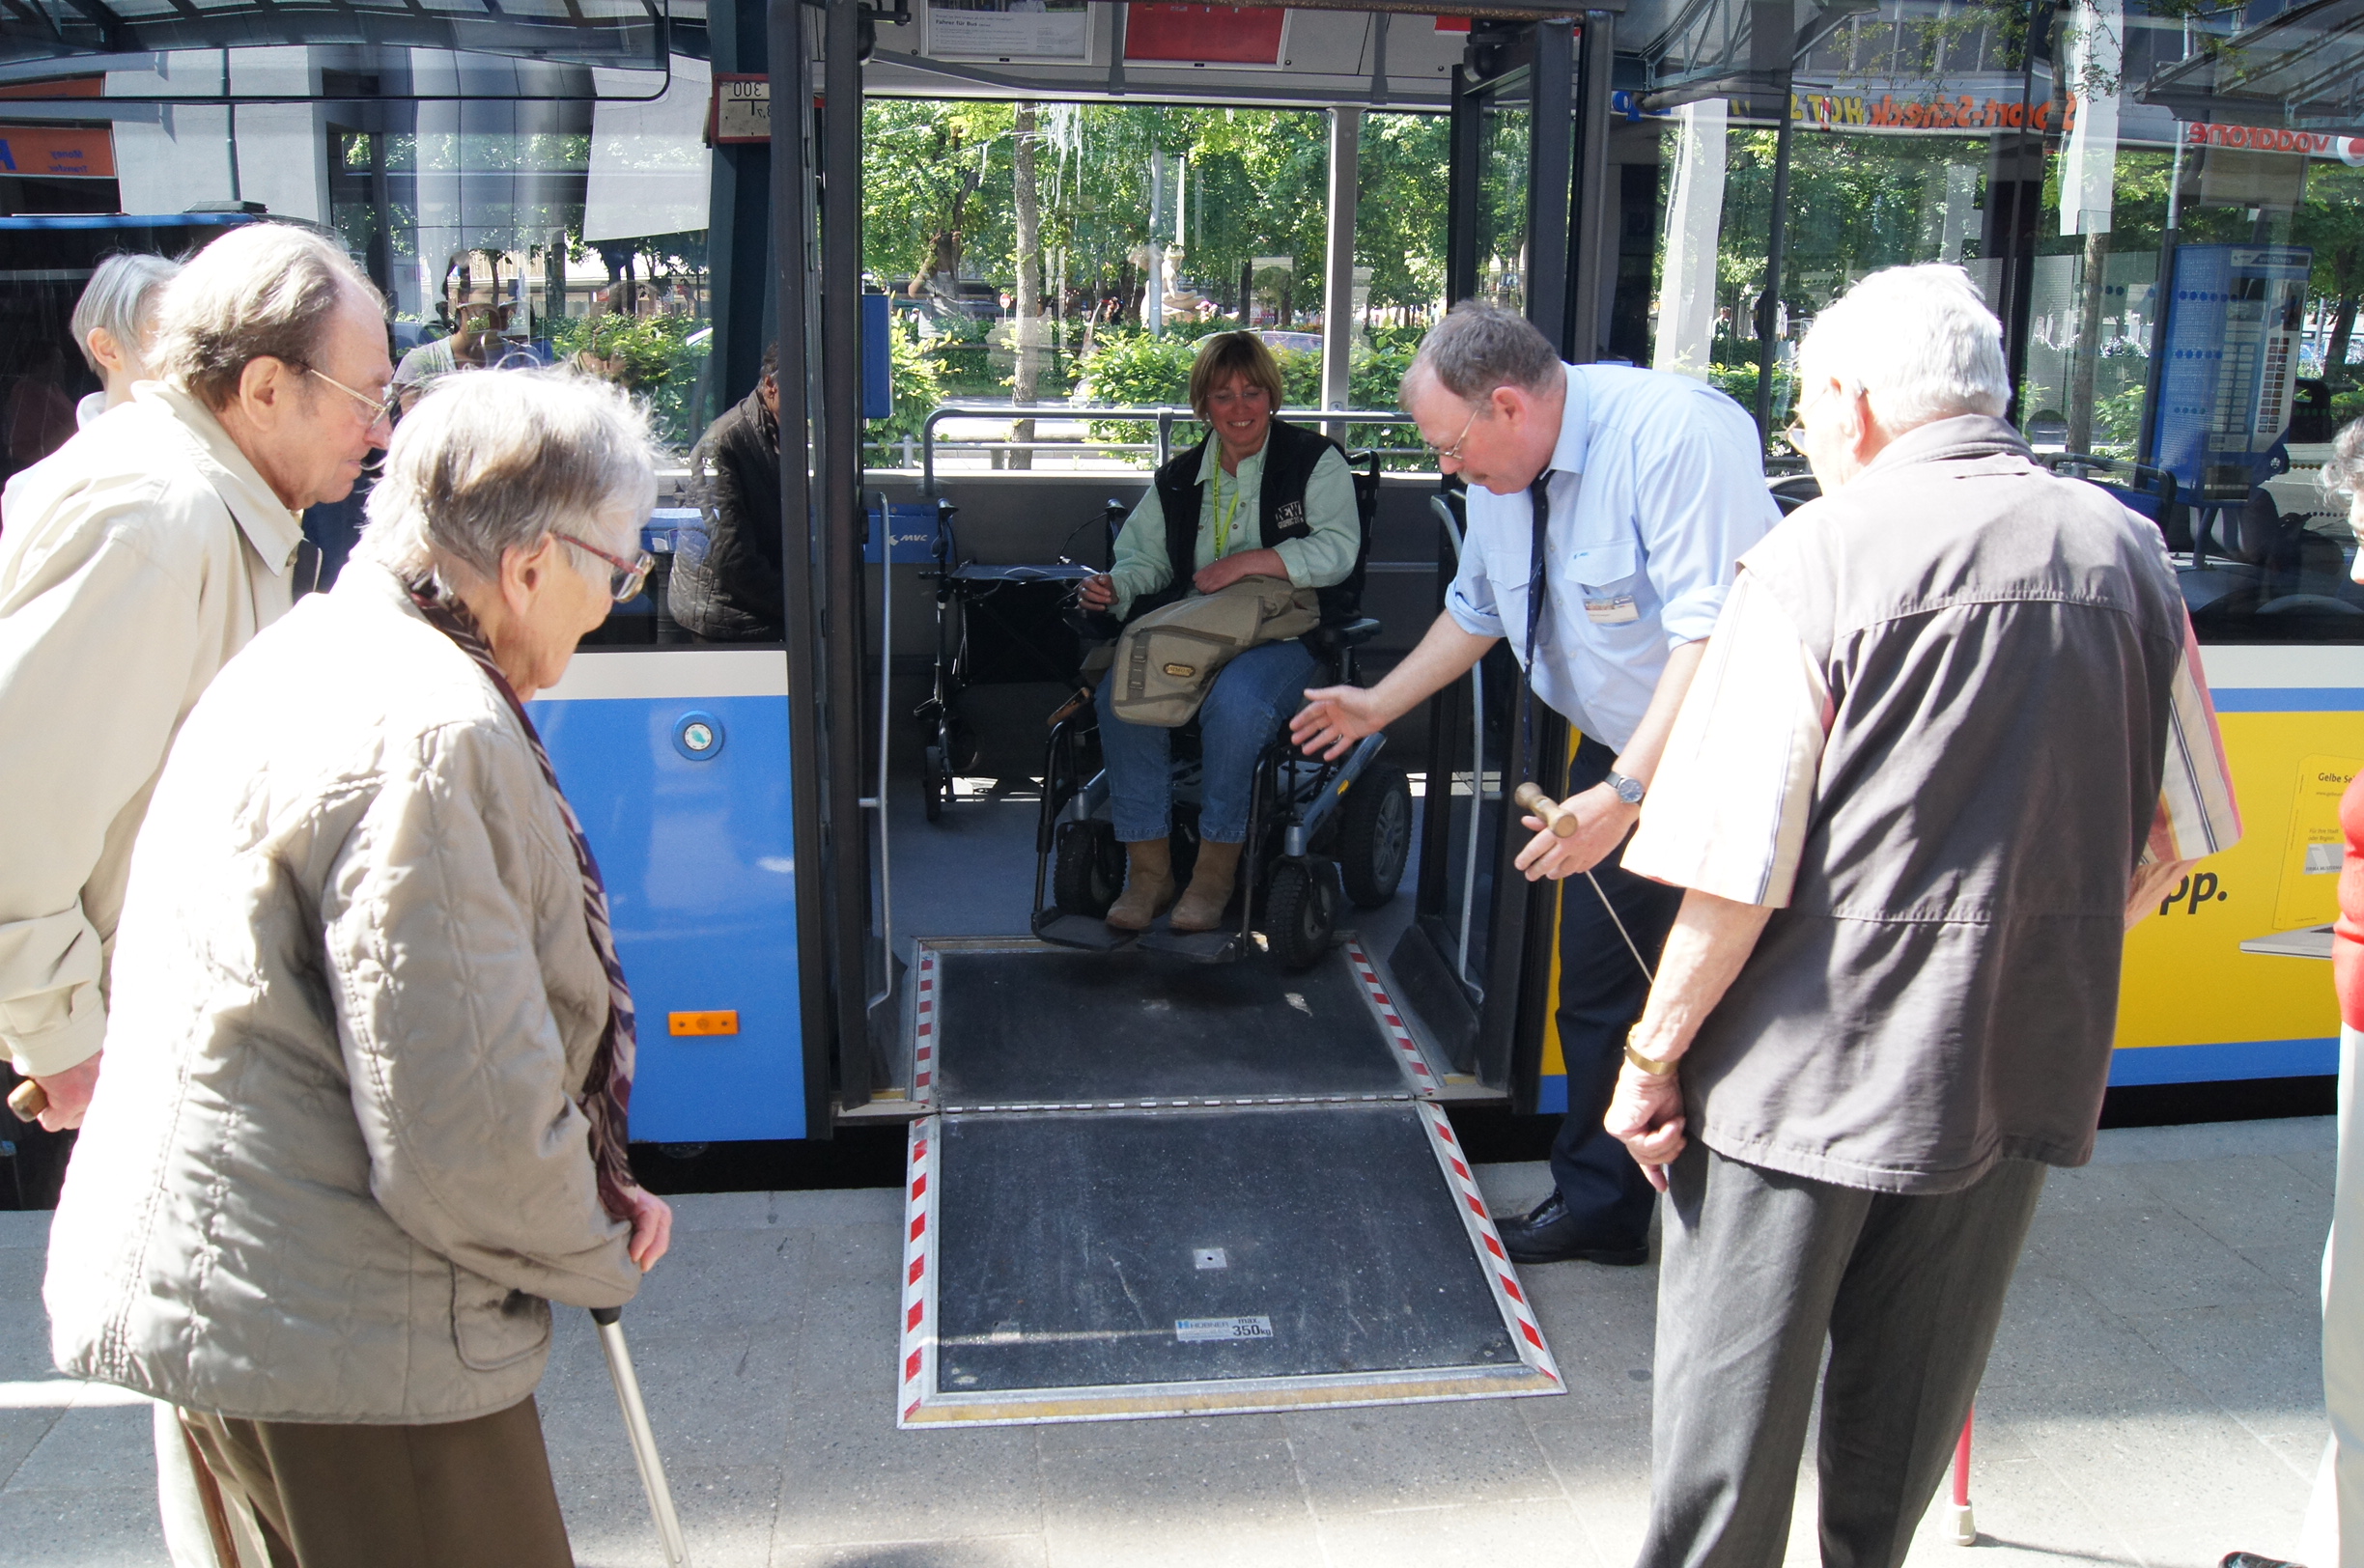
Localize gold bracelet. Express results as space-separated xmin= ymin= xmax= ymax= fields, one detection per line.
xmin=1623 ymin=1035 xmax=1678 ymax=1078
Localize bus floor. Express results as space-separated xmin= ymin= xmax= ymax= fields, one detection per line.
xmin=0 ymin=1117 xmax=2328 ymax=1566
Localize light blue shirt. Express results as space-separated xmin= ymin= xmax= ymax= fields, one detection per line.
xmin=1445 ymin=361 xmax=1781 ymax=750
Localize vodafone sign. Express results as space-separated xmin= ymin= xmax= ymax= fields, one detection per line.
xmin=2185 ymin=121 xmax=2364 ymax=163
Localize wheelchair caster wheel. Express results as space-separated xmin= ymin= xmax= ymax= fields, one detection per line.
xmin=1054 ymin=820 xmax=1124 ymax=918
xmin=922 ymin=744 xmax=947 ymax=823
xmin=1265 ymin=860 xmax=1338 ymax=971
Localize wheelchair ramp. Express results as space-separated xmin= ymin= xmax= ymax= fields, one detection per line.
xmin=895 ymin=938 xmax=1561 ymax=1426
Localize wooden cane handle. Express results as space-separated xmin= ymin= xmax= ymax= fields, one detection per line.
xmin=1514 ymin=782 xmax=1580 ymax=838
xmin=8 ymin=1078 xmax=48 ymax=1120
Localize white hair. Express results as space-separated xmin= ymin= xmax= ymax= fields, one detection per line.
xmin=1795 ymin=264 xmax=2011 ymax=432
xmin=70 ymin=253 xmax=181 ymax=376
xmin=354 ymin=368 xmax=658 ymax=586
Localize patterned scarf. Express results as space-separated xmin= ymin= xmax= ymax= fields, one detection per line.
xmin=409 ymin=577 xmax=637 ymax=1222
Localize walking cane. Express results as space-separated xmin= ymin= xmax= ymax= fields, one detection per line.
xmin=1951 ymin=1406 xmax=1977 ymax=1546
xmin=590 ymin=1307 xmax=692 ymax=1568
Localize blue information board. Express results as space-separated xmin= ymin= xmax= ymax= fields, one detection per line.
xmin=2150 ymin=243 xmax=2312 ymax=499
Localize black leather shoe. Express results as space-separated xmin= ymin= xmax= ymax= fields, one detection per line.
xmin=1497 ymin=1190 xmax=1648 ymax=1267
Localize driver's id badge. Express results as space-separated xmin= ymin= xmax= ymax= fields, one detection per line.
xmin=1584 ymin=592 xmax=1640 ymax=626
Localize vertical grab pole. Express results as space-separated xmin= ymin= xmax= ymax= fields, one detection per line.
xmin=590 ymin=1308 xmax=690 ymax=1568
xmin=1951 ymin=1407 xmax=1977 ymax=1545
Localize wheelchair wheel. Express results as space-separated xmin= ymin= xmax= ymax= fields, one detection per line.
xmin=1264 ymin=859 xmax=1337 ymax=971
xmin=1054 ymin=820 xmax=1125 ymax=918
xmin=921 ymin=743 xmax=947 ymax=823
xmin=1337 ymin=762 xmax=1413 ymax=910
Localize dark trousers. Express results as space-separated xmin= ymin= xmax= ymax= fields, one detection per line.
xmin=1546 ymin=736 xmax=1683 ymax=1246
xmin=1641 ymin=1143 xmax=2048 ymax=1568
xmin=179 ymin=1395 xmax=573 ymax=1568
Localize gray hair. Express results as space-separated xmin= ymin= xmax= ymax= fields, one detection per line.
xmin=1796 ymin=265 xmax=2011 ymax=430
xmin=70 ymin=253 xmax=181 ymax=376
xmin=354 ymin=368 xmax=658 ymax=587
xmin=2326 ymin=417 xmax=2364 ymax=502
xmin=1405 ymin=300 xmax=1563 ymax=405
xmin=148 ymin=223 xmax=382 ymax=409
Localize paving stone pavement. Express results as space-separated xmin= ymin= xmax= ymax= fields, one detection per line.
xmin=0 ymin=1118 xmax=2333 ymax=1568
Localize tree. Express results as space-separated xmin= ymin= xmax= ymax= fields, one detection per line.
xmin=1011 ymin=101 xmax=1045 ymax=467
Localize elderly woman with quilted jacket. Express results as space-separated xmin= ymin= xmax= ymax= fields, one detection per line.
xmin=44 ymin=369 xmax=675 ymax=1568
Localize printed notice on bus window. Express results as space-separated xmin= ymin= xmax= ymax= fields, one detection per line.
xmin=1175 ymin=1316 xmax=1273 ymax=1343
xmin=926 ymin=0 xmax=1090 ymax=62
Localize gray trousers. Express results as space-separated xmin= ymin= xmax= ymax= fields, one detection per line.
xmin=1639 ymin=1142 xmax=2048 ymax=1568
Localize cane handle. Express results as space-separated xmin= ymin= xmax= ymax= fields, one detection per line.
xmin=1514 ymin=782 xmax=1580 ymax=839
xmin=7 ymin=1079 xmax=46 ymax=1120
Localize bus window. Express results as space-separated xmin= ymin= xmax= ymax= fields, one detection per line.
xmin=1630 ymin=0 xmax=2364 ymax=644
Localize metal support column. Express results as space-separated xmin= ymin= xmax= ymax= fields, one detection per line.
xmin=711 ymin=0 xmax=775 ymax=410
xmin=1445 ymin=64 xmax=1482 ymax=305
xmin=821 ymin=0 xmax=874 ymax=1109
xmin=1525 ymin=18 xmax=1574 ymax=350
xmin=768 ymin=0 xmax=833 ymax=1134
xmin=1564 ymin=11 xmax=1617 ymax=363
xmin=1321 ymin=106 xmax=1363 ymax=443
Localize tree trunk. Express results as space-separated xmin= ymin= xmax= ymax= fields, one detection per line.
xmin=2067 ymin=228 xmax=2110 ymax=456
xmin=1011 ymin=102 xmax=1043 ymax=471
xmin=2331 ymin=274 xmax=2360 ymax=388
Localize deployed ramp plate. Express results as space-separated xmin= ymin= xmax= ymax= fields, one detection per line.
xmin=896 ymin=1100 xmax=1561 ymax=1426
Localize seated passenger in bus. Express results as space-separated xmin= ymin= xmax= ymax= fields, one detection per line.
xmin=393 ymin=295 xmax=518 ymax=411
xmin=669 ymin=343 xmax=786 ymax=642
xmin=69 ymin=252 xmax=181 ymax=428
xmin=1078 ymin=331 xmax=1358 ymax=934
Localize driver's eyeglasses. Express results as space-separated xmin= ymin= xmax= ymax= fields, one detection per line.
xmin=306 ymin=366 xmax=398 ymax=430
xmin=555 ymin=530 xmax=657 ymax=602
xmin=1423 ymin=405 xmax=1482 ymax=466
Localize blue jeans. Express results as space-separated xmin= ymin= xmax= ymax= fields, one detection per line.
xmin=1097 ymin=638 xmax=1317 ymax=845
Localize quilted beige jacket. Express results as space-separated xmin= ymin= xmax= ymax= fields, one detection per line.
xmin=45 ymin=561 xmax=641 ymax=1424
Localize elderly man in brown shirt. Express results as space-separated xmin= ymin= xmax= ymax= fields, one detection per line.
xmin=1607 ymin=265 xmax=2243 ymax=1566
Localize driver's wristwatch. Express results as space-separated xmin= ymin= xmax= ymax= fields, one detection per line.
xmin=1604 ymin=769 xmax=1646 ymax=806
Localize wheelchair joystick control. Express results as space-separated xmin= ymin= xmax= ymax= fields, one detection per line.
xmin=1514 ymin=782 xmax=1580 ymax=838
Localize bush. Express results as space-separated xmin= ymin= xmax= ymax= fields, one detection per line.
xmin=549 ymin=312 xmax=712 ymax=453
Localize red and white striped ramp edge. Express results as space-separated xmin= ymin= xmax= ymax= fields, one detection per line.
xmin=910 ymin=944 xmax=938 ymax=1108
xmin=1419 ymin=1100 xmax=1562 ymax=1387
xmin=899 ymin=1116 xmax=939 ymax=1427
xmin=1342 ymin=938 xmax=1440 ymax=1096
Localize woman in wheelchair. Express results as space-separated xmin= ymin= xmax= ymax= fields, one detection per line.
xmin=1078 ymin=331 xmax=1360 ymax=934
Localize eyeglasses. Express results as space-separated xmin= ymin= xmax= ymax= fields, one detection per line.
xmin=1423 ymin=404 xmax=1482 ymax=467
xmin=554 ymin=529 xmax=657 ymax=602
xmin=306 ymin=365 xmax=398 ymax=431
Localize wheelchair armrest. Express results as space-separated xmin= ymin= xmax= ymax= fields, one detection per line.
xmin=1306 ymin=617 xmax=1382 ymax=655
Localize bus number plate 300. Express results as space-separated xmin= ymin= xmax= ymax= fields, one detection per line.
xmin=1175 ymin=1316 xmax=1273 ymax=1343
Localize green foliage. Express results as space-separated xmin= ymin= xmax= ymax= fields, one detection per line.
xmin=548 ymin=312 xmax=710 ymax=452
xmin=867 ymin=315 xmax=947 ymax=449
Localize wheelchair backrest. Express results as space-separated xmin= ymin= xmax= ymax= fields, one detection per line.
xmin=1323 ymin=448 xmax=1382 ymax=624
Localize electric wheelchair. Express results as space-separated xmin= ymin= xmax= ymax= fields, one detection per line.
xmin=1029 ymin=448 xmax=1414 ymax=970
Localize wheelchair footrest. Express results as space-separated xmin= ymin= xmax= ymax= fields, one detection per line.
xmin=1136 ymin=925 xmax=1244 ymax=965
xmin=1032 ymin=911 xmax=1138 ymax=953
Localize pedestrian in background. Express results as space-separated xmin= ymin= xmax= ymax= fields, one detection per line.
xmin=70 ymin=251 xmax=182 ymax=427
xmin=1607 ymin=264 xmax=2241 ymax=1565
xmin=45 ymin=369 xmax=674 ymax=1568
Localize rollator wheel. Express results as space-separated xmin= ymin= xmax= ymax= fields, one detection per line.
xmin=1337 ymin=762 xmax=1412 ymax=910
xmin=1054 ymin=820 xmax=1124 ymax=918
xmin=1264 ymin=860 xmax=1337 ymax=971
xmin=921 ymin=744 xmax=947 ymax=824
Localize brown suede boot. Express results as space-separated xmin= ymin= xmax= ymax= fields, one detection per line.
xmin=1105 ymin=839 xmax=1176 ymax=931
xmin=1169 ymin=839 xmax=1243 ymax=932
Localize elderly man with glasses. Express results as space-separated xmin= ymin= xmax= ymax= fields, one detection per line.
xmin=1608 ymin=265 xmax=2238 ymax=1564
xmin=1293 ymin=300 xmax=1781 ymax=1268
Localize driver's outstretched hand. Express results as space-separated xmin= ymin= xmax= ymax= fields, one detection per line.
xmin=1292 ymin=685 xmax=1389 ymax=761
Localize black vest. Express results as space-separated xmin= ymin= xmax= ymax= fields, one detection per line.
xmin=1135 ymin=416 xmax=1343 ymax=620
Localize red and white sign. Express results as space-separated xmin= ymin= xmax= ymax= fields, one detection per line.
xmin=0 ymin=125 xmax=114 ymax=180
xmin=2184 ymin=120 xmax=2364 ymax=164
xmin=1124 ymin=4 xmax=1288 ymax=66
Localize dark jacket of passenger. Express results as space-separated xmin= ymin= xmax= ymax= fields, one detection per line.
xmin=671 ymin=385 xmax=783 ymax=640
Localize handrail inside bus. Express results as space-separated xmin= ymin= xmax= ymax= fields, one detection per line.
xmin=917 ymin=404 xmax=1422 ymax=495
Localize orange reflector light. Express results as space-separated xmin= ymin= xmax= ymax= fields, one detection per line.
xmin=668 ymin=1010 xmax=741 ymax=1036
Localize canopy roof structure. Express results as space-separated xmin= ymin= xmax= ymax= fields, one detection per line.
xmin=2142 ymin=0 xmax=2364 ymax=131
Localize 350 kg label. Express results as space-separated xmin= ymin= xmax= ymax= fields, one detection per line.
xmin=1175 ymin=1316 xmax=1273 ymax=1343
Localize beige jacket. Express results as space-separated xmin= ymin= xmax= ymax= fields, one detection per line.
xmin=45 ymin=562 xmax=639 ymax=1423
xmin=0 ymin=384 xmax=304 ymax=1078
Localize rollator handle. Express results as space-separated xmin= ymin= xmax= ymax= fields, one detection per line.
xmin=7 ymin=1079 xmax=46 ymax=1120
xmin=1514 ymin=782 xmax=1580 ymax=838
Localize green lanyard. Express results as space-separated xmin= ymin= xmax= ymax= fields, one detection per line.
xmin=1212 ymin=468 xmax=1243 ymax=560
